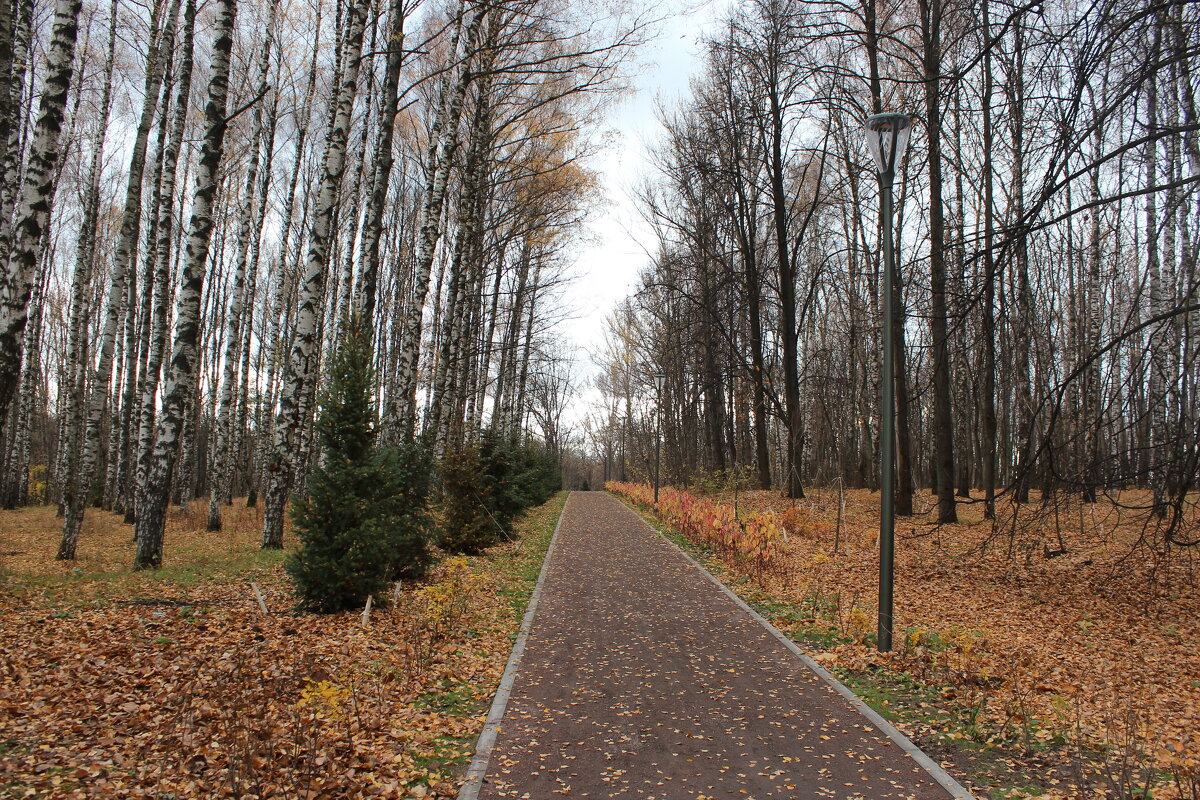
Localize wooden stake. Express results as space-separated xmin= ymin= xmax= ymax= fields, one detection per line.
xmin=250 ymin=582 xmax=269 ymax=614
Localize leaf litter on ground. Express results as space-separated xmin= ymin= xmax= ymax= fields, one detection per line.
xmin=0 ymin=493 xmax=566 ymax=799
xmin=610 ymin=482 xmax=1200 ymax=800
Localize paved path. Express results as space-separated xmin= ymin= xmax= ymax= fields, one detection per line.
xmin=473 ymin=492 xmax=957 ymax=800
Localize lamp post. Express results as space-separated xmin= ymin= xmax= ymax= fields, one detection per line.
xmin=653 ymin=374 xmax=666 ymax=504
xmin=864 ymin=113 xmax=911 ymax=653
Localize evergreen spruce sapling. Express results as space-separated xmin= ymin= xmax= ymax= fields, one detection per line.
xmin=287 ymin=317 xmax=433 ymax=612
xmin=438 ymin=442 xmax=500 ymax=555
xmin=478 ymin=432 xmax=520 ymax=528
xmin=437 ymin=433 xmax=561 ymax=555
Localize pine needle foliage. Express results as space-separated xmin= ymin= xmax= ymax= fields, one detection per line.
xmin=438 ymin=433 xmax=560 ymax=554
xmin=287 ymin=316 xmax=434 ymax=612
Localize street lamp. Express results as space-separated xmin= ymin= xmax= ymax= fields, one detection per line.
xmin=864 ymin=112 xmax=911 ymax=653
xmin=653 ymin=374 xmax=666 ymax=504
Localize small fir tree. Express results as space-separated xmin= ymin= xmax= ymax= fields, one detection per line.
xmin=437 ymin=434 xmax=561 ymax=555
xmin=438 ymin=442 xmax=501 ymax=555
xmin=287 ymin=317 xmax=433 ymax=612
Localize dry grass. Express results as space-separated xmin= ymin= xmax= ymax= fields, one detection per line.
xmin=0 ymin=499 xmax=284 ymax=609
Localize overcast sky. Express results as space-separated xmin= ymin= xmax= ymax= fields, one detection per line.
xmin=556 ymin=1 xmax=734 ymax=420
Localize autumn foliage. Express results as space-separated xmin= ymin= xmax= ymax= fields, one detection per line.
xmin=608 ymin=481 xmax=1200 ymax=799
xmin=0 ymin=495 xmax=566 ymax=798
xmin=607 ymin=482 xmax=787 ymax=574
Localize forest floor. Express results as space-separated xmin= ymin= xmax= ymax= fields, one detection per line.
xmin=619 ymin=485 xmax=1200 ymax=800
xmin=0 ymin=492 xmax=567 ymax=799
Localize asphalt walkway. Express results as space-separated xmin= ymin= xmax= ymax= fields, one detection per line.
xmin=470 ymin=491 xmax=960 ymax=800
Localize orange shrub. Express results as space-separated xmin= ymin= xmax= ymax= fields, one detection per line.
xmin=606 ymin=482 xmax=783 ymax=574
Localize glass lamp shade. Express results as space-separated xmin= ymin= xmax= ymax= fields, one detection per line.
xmin=653 ymin=374 xmax=666 ymax=393
xmin=864 ymin=113 xmax=911 ymax=177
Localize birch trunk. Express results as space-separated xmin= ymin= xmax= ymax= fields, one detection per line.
xmin=492 ymin=237 xmax=530 ymax=431
xmin=6 ymin=246 xmax=48 ymax=507
xmin=122 ymin=52 xmax=173 ymax=523
xmin=0 ymin=0 xmax=31 ymax=242
xmin=135 ymin=0 xmax=237 ymax=569
xmin=114 ymin=54 xmax=175 ymax=517
xmin=430 ymin=229 xmax=468 ymax=445
xmin=333 ymin=19 xmax=376 ymax=342
xmin=435 ymin=49 xmax=495 ymax=445
xmin=133 ymin=0 xmax=195 ymax=520
xmin=69 ymin=0 xmax=178 ymax=549
xmin=57 ymin=0 xmax=117 ymax=554
xmin=233 ymin=89 xmax=276 ymax=501
xmin=511 ymin=261 xmax=541 ymax=432
xmin=0 ymin=0 xmax=83 ymax=432
xmin=0 ymin=0 xmax=17 ymax=210
xmin=355 ymin=0 xmax=408 ymax=328
xmin=475 ymin=246 xmax=504 ymax=428
xmin=388 ymin=0 xmax=487 ymax=440
xmin=207 ymin=0 xmax=277 ymax=531
xmin=255 ymin=9 xmax=320 ymax=505
xmin=261 ymin=0 xmax=370 ymax=549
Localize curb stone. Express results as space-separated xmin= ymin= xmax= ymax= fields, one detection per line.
xmin=456 ymin=492 xmax=571 ymax=800
xmin=629 ymin=500 xmax=979 ymax=800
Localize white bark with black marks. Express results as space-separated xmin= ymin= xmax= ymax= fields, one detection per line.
xmin=207 ymin=0 xmax=278 ymax=531
xmin=261 ymin=0 xmax=370 ymax=549
xmin=135 ymin=0 xmax=237 ymax=569
xmin=388 ymin=0 xmax=487 ymax=441
xmin=70 ymin=0 xmax=179 ymax=547
xmin=133 ymin=0 xmax=196 ymax=524
xmin=0 ymin=0 xmax=83 ymax=434
xmin=57 ymin=0 xmax=117 ymax=556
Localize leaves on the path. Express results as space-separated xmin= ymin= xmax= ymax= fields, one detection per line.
xmin=610 ymin=482 xmax=1200 ymax=798
xmin=479 ymin=492 xmax=946 ymax=800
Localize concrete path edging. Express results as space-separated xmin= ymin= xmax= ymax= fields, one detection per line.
xmin=628 ymin=504 xmax=978 ymax=800
xmin=457 ymin=493 xmax=571 ymax=800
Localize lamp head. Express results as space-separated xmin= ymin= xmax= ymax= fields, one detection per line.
xmin=653 ymin=374 xmax=666 ymax=393
xmin=864 ymin=113 xmax=912 ymax=178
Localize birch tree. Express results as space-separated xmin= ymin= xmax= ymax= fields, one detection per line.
xmin=135 ymin=0 xmax=237 ymax=569
xmin=60 ymin=0 xmax=180 ymax=557
xmin=387 ymin=0 xmax=487 ymax=441
xmin=0 ymin=0 xmax=84 ymax=431
xmin=133 ymin=0 xmax=196 ymax=524
xmin=261 ymin=0 xmax=371 ymax=550
xmin=207 ymin=0 xmax=278 ymax=531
